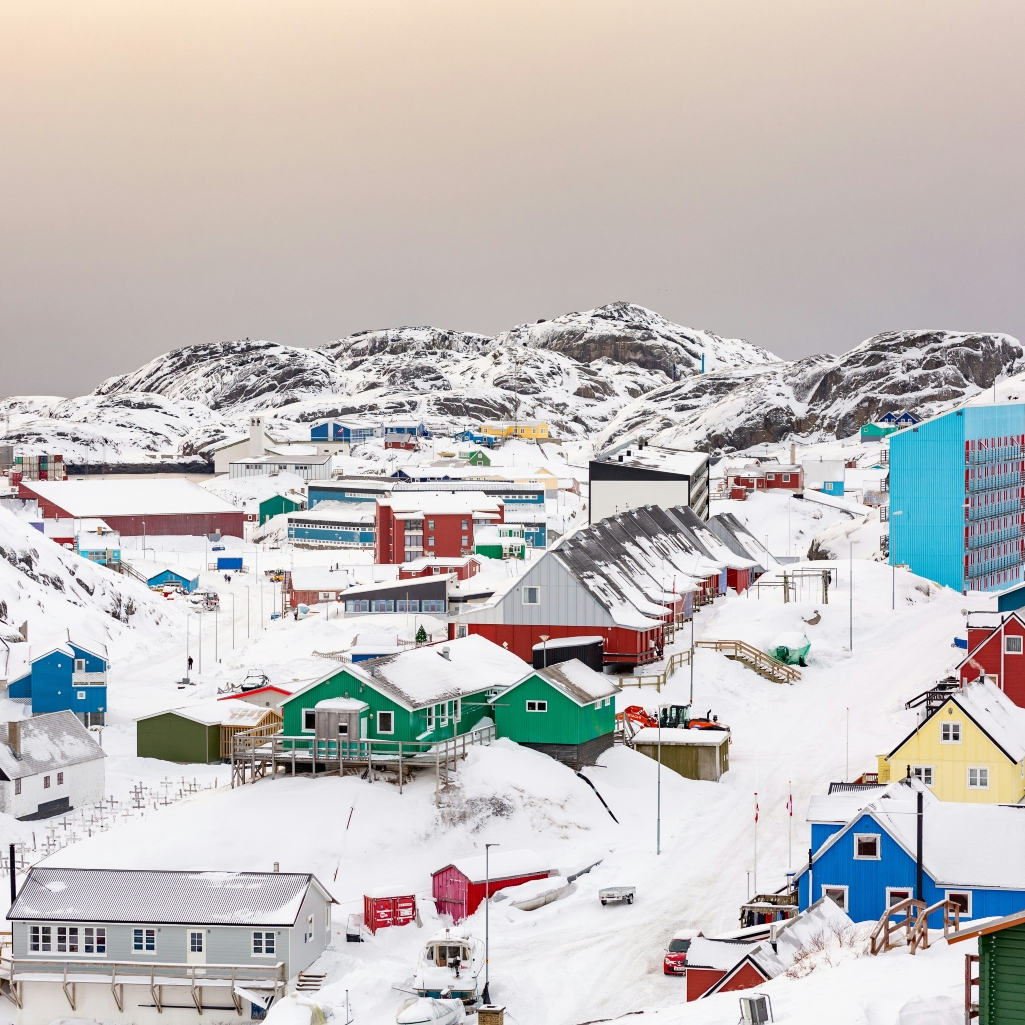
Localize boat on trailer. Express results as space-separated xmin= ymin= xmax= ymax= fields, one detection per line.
xmin=411 ymin=927 xmax=485 ymax=1008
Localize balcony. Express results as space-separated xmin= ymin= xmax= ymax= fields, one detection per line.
xmin=967 ymin=472 xmax=1022 ymax=493
xmin=966 ymin=553 xmax=1025 ymax=580
xmin=966 ymin=446 xmax=1023 ymax=465
xmin=967 ymin=524 xmax=1025 ymax=551
xmin=72 ymin=672 xmax=106 ymax=685
xmin=967 ymin=498 xmax=1025 ymax=521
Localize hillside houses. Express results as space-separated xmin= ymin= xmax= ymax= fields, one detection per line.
xmin=7 ymin=631 xmax=108 ymax=724
xmin=957 ymin=611 xmax=1025 ymax=706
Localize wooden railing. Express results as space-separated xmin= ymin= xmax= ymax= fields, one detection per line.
xmin=0 ymin=956 xmax=286 ymax=1013
xmin=965 ymin=953 xmax=979 ymax=1023
xmin=869 ymin=897 xmax=926 ymax=955
xmin=908 ymin=899 xmax=962 ymax=954
xmin=695 ymin=639 xmax=801 ymax=684
xmin=617 ymin=649 xmax=691 ymax=692
xmin=221 ymin=715 xmax=281 ymax=760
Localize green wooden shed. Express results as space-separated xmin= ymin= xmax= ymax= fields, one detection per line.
xmin=136 ymin=700 xmax=282 ymax=763
xmin=492 ymin=659 xmax=620 ymax=769
xmin=279 ymin=635 xmax=531 ymax=755
xmin=951 ymin=908 xmax=1025 ymax=1024
xmin=259 ymin=493 xmax=305 ymax=525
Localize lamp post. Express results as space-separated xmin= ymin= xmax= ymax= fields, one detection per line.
xmin=483 ymin=842 xmax=500 ymax=1005
xmin=891 ymin=510 xmax=903 ymax=610
xmin=539 ymin=634 xmax=549 ymax=669
xmin=849 ymin=541 xmax=854 ymax=650
xmin=656 ymin=702 xmax=666 ymax=855
xmin=689 ymin=608 xmax=695 ymax=705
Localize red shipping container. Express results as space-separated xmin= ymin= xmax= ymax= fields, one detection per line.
xmin=730 ymin=487 xmax=747 ymax=501
xmin=363 ymin=890 xmax=417 ymax=935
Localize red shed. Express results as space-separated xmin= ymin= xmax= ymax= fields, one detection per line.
xmin=363 ymin=888 xmax=417 ymax=934
xmin=432 ymin=849 xmax=550 ymax=923
xmin=684 ymin=938 xmax=776 ymax=1001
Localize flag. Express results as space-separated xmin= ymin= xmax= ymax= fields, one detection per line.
xmin=786 ymin=792 xmax=793 ymax=817
xmin=754 ymin=793 xmax=759 ymax=823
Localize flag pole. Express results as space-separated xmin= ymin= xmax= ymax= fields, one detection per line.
xmin=788 ymin=781 xmax=793 ymax=872
xmin=753 ymin=791 xmax=759 ymax=896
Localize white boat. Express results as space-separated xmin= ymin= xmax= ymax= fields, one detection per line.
xmin=411 ymin=927 xmax=485 ymax=1008
xmin=396 ymin=997 xmax=466 ymax=1025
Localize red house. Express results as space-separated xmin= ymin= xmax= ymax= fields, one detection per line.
xmin=432 ymin=849 xmax=550 ymax=922
xmin=727 ymin=467 xmax=766 ymax=491
xmin=399 ymin=555 xmax=481 ymax=582
xmin=684 ymin=939 xmax=780 ymax=1001
xmin=764 ymin=465 xmax=803 ymax=490
xmin=957 ymin=612 xmax=1025 ymax=707
xmin=375 ymin=492 xmax=503 ymax=565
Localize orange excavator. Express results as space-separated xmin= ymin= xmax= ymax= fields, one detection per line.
xmin=618 ymin=703 xmax=729 ymax=742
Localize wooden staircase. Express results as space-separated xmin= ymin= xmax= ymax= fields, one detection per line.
xmin=869 ymin=898 xmax=962 ymax=955
xmin=694 ymin=639 xmax=801 ymax=684
xmin=296 ymin=972 xmax=326 ymax=992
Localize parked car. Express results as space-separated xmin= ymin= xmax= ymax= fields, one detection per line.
xmin=663 ymin=929 xmax=701 ymax=975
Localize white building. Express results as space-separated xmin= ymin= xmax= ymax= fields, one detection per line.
xmin=0 ymin=712 xmax=105 ymax=820
xmin=215 ymin=416 xmax=347 ymax=474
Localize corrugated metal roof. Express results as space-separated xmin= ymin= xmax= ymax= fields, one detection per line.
xmin=0 ymin=711 xmax=105 ymax=781
xmin=8 ymin=868 xmax=330 ymax=925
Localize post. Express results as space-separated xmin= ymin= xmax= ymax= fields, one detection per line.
xmin=9 ymin=842 xmax=16 ymax=905
xmin=788 ymin=781 xmax=793 ymax=872
xmin=215 ymin=607 xmax=219 ymax=663
xmin=247 ymin=586 xmax=251 ymax=639
xmin=198 ymin=607 xmax=202 ymax=673
xmin=808 ymin=846 xmax=813 ymax=907
xmin=689 ymin=612 xmax=695 ymax=705
xmin=656 ymin=703 xmax=663 ymax=855
xmin=846 ymin=707 xmax=849 ymax=782
xmin=186 ymin=614 xmax=190 ymax=684
xmin=232 ymin=594 xmax=235 ymax=650
xmin=483 ymin=842 xmax=499 ymax=1004
xmin=753 ymin=792 xmax=758 ymax=895
xmin=916 ymin=789 xmax=924 ymax=902
xmin=849 ymin=541 xmax=853 ymax=650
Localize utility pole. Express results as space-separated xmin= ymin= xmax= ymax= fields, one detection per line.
xmin=483 ymin=842 xmax=499 ymax=1005
xmin=849 ymin=542 xmax=854 ymax=650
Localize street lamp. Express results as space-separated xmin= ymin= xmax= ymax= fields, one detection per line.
xmin=891 ymin=510 xmax=903 ymax=610
xmin=483 ymin=842 xmax=500 ymax=1005
xmin=539 ymin=634 xmax=549 ymax=669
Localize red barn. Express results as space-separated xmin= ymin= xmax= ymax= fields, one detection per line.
xmin=957 ymin=612 xmax=1025 ymax=707
xmin=432 ymin=849 xmax=550 ymax=923
xmin=684 ymin=939 xmax=779 ymax=1001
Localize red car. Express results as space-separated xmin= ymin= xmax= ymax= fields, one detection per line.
xmin=663 ymin=929 xmax=700 ymax=975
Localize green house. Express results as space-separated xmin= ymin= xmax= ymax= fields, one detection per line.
xmin=492 ymin=659 xmax=620 ymax=769
xmin=475 ymin=524 xmax=526 ymax=561
xmin=459 ymin=450 xmax=491 ymax=467
xmin=259 ymin=493 xmax=305 ymax=525
xmin=280 ymin=635 xmax=531 ymax=749
xmin=859 ymin=422 xmax=900 ymax=440
xmin=951 ymin=909 xmax=1025 ymax=1024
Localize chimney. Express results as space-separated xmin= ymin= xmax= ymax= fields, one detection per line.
xmin=18 ymin=621 xmax=27 ymax=642
xmin=790 ymin=443 xmax=796 ymax=465
xmin=248 ymin=416 xmax=266 ymax=458
xmin=273 ymin=862 xmax=280 ymax=873
xmin=441 ymin=646 xmax=451 ymax=661
xmin=8 ymin=721 xmax=21 ymax=758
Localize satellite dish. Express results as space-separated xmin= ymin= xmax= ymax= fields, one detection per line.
xmin=961 ymin=609 xmax=968 ymax=616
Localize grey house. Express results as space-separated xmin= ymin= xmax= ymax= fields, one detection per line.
xmin=5 ymin=867 xmax=336 ymax=1025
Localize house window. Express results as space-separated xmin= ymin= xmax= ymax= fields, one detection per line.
xmin=428 ymin=536 xmax=435 ymax=547
xmin=822 ymin=886 xmax=848 ymax=911
xmin=77 ymin=692 xmax=86 ymax=700
xmin=190 ymin=931 xmax=204 ymax=953
xmin=43 ymin=776 xmax=50 ymax=789
xmin=378 ymin=711 xmax=394 ymax=734
xmin=84 ymin=927 xmax=106 ymax=954
xmin=427 ymin=706 xmax=436 ymax=731
xmin=526 ymin=700 xmax=548 ymax=712
xmin=946 ymin=891 xmax=972 ymax=916
xmin=968 ymin=767 xmax=990 ymax=789
xmin=782 ymin=474 xmax=790 ymax=482
xmin=886 ymin=888 xmax=913 ymax=908
xmin=461 ymin=536 xmax=469 ymax=546
xmin=767 ymin=474 xmax=775 ymax=480
xmin=74 ymin=659 xmax=85 ymax=671
xmin=461 ymin=520 xmax=468 ymax=530
xmin=56 ymin=926 xmax=79 ymax=953
xmin=305 ymin=914 xmax=314 ymax=943
xmin=854 ymin=833 xmax=880 ymax=860
xmin=427 ymin=520 xmax=435 ymax=531
xmin=912 ymin=766 xmax=933 ymax=787
xmin=253 ymin=931 xmax=276 ymax=955
xmin=522 ymin=587 xmax=540 ymax=605
xmin=56 ymin=772 xmax=63 ymax=786
xmin=1006 ymin=636 xmax=1023 ymax=654
xmin=133 ymin=928 xmax=156 ymax=952
xmin=14 ymin=779 xmax=21 ymax=795
xmin=319 ymin=591 xmax=334 ymax=601
xmin=303 ymin=709 xmax=316 ymax=732
xmin=30 ymin=925 xmax=51 ymax=952
xmin=941 ymin=722 xmax=962 ymax=743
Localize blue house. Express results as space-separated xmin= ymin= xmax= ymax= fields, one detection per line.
xmin=144 ymin=566 xmax=200 ymax=593
xmin=310 ymin=419 xmax=381 ymax=445
xmin=7 ymin=632 xmax=108 ymax=725
xmin=454 ymin=429 xmax=500 ymax=449
xmin=890 ymin=402 xmax=1025 ymax=604
xmin=796 ymin=782 xmax=1025 ymax=926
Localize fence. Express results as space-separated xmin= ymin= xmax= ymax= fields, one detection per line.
xmin=694 ymin=639 xmax=801 ymax=684
xmin=616 ymin=649 xmax=691 ymax=692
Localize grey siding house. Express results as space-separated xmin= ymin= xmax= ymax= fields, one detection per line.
xmin=4 ymin=867 xmax=335 ymax=1025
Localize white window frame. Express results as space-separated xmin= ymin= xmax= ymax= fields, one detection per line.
xmin=133 ymin=927 xmax=156 ymax=953
xmin=821 ymin=885 xmax=848 ymax=911
xmin=252 ymin=930 xmax=276 ymax=956
xmin=782 ymin=474 xmax=790 ymax=483
xmin=526 ymin=700 xmax=548 ymax=713
xmin=83 ymin=926 xmax=106 ymax=955
xmin=305 ymin=914 xmax=314 ymax=944
xmin=853 ymin=833 xmax=881 ymax=860
xmin=1006 ymin=635 xmax=1023 ymax=654
xmin=55 ymin=926 xmax=80 ymax=954
xmin=77 ymin=691 xmax=86 ymax=700
xmin=912 ymin=765 xmax=934 ymax=787
xmin=377 ymin=710 xmax=394 ymax=735
xmin=303 ymin=709 xmax=316 ymax=733
xmin=941 ymin=721 xmax=962 ymax=743
xmin=29 ymin=925 xmax=52 ymax=953
xmin=318 ymin=591 xmax=334 ymax=601
xmin=522 ymin=586 xmax=540 ymax=605
xmin=968 ymin=766 xmax=990 ymax=789
xmin=426 ymin=706 xmax=436 ymax=731
xmin=74 ymin=659 xmax=85 ymax=671
xmin=189 ymin=931 xmax=204 ymax=954
xmin=886 ymin=887 xmax=914 ymax=908
xmin=945 ymin=890 xmax=972 ymax=917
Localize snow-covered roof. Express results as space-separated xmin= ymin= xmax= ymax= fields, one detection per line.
xmin=932 ymin=681 xmax=1025 ymax=762
xmin=380 ymin=491 xmax=503 ymax=517
xmin=444 ymin=848 xmax=549 ymax=884
xmin=138 ymin=700 xmax=277 ymax=728
xmin=8 ymin=867 xmax=332 ymax=925
xmin=350 ymin=635 xmax=530 ymax=710
xmin=807 ymin=780 xmax=913 ymax=824
xmin=401 ymin=555 xmax=477 ymax=571
xmin=532 ymin=635 xmax=604 ymax=650
xmin=287 ymin=503 xmax=375 ymax=524
xmin=315 ymin=697 xmax=369 ymax=712
xmin=0 ymin=712 xmax=105 ymax=781
xmin=22 ymin=479 xmax=240 ymax=517
xmin=509 ymin=659 xmax=620 ymax=706
xmin=630 ymin=728 xmax=729 ymax=746
xmin=595 ymin=446 xmax=707 ymax=477
xmin=684 ymin=937 xmax=759 ymax=971
xmin=28 ymin=629 xmax=108 ymax=664
xmin=288 ymin=567 xmax=352 ymax=591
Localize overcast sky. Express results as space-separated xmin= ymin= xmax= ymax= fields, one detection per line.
xmin=3 ymin=0 xmax=1025 ymax=396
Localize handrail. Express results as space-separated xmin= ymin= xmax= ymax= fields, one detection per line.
xmin=869 ymin=898 xmax=926 ymax=955
xmin=695 ymin=639 xmax=801 ymax=684
xmin=617 ymin=649 xmax=691 ymax=692
xmin=908 ymin=899 xmax=962 ymax=954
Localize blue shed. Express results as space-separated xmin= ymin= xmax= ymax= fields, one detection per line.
xmin=796 ymin=782 xmax=1025 ymax=926
xmin=7 ymin=634 xmax=108 ymax=724
xmin=145 ymin=567 xmax=200 ymax=593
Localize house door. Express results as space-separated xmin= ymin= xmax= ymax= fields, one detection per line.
xmin=187 ymin=930 xmax=207 ymax=964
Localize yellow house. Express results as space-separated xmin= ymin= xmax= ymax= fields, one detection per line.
xmin=480 ymin=421 xmax=550 ymax=440
xmin=877 ymin=681 xmax=1025 ymax=804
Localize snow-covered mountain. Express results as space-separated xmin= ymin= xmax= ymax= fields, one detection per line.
xmin=2 ymin=308 xmax=1021 ymax=465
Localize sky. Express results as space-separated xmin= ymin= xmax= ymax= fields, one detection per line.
xmin=2 ymin=0 xmax=1025 ymax=397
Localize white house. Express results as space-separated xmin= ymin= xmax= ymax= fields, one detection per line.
xmin=0 ymin=713 xmax=105 ymax=820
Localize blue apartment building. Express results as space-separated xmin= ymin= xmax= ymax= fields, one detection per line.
xmin=890 ymin=403 xmax=1025 ymax=605
xmin=7 ymin=634 xmax=108 ymax=724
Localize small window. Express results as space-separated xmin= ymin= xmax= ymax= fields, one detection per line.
xmin=461 ymin=536 xmax=469 ymax=546
xmin=77 ymin=691 xmax=86 ymax=700
xmin=854 ymin=833 xmax=880 ymax=859
xmin=337 ymin=722 xmax=348 ymax=736
xmin=428 ymin=536 xmax=435 ymax=547
xmin=887 ymin=888 xmax=913 ymax=908
xmin=303 ymin=709 xmax=316 ymax=732
xmin=305 ymin=914 xmax=314 ymax=943
xmin=56 ymin=926 xmax=79 ymax=953
xmin=968 ymin=767 xmax=990 ymax=789
xmin=461 ymin=520 xmax=468 ymax=530
xmin=427 ymin=520 xmax=435 ymax=530
xmin=912 ymin=766 xmax=933 ymax=787
xmin=190 ymin=931 xmax=204 ymax=953
xmin=822 ymin=886 xmax=848 ymax=911
xmin=30 ymin=925 xmax=52 ymax=952
xmin=253 ymin=931 xmax=276 ymax=955
xmin=1006 ymin=636 xmax=1023 ymax=654
xmin=319 ymin=591 xmax=334 ymax=601
xmin=526 ymin=700 xmax=548 ymax=713
xmin=946 ymin=891 xmax=972 ymax=916
xmin=782 ymin=474 xmax=790 ymax=482
xmin=14 ymin=779 xmax=21 ymax=795
xmin=84 ymin=927 xmax=106 ymax=954
xmin=57 ymin=772 xmax=63 ymax=786
xmin=74 ymin=659 xmax=85 ymax=671
xmin=133 ymin=928 xmax=156 ymax=952
xmin=766 ymin=473 xmax=775 ymax=480
xmin=522 ymin=587 xmax=540 ymax=605
xmin=378 ymin=711 xmax=394 ymax=734
xmin=43 ymin=776 xmax=50 ymax=789
xmin=941 ymin=722 xmax=962 ymax=743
